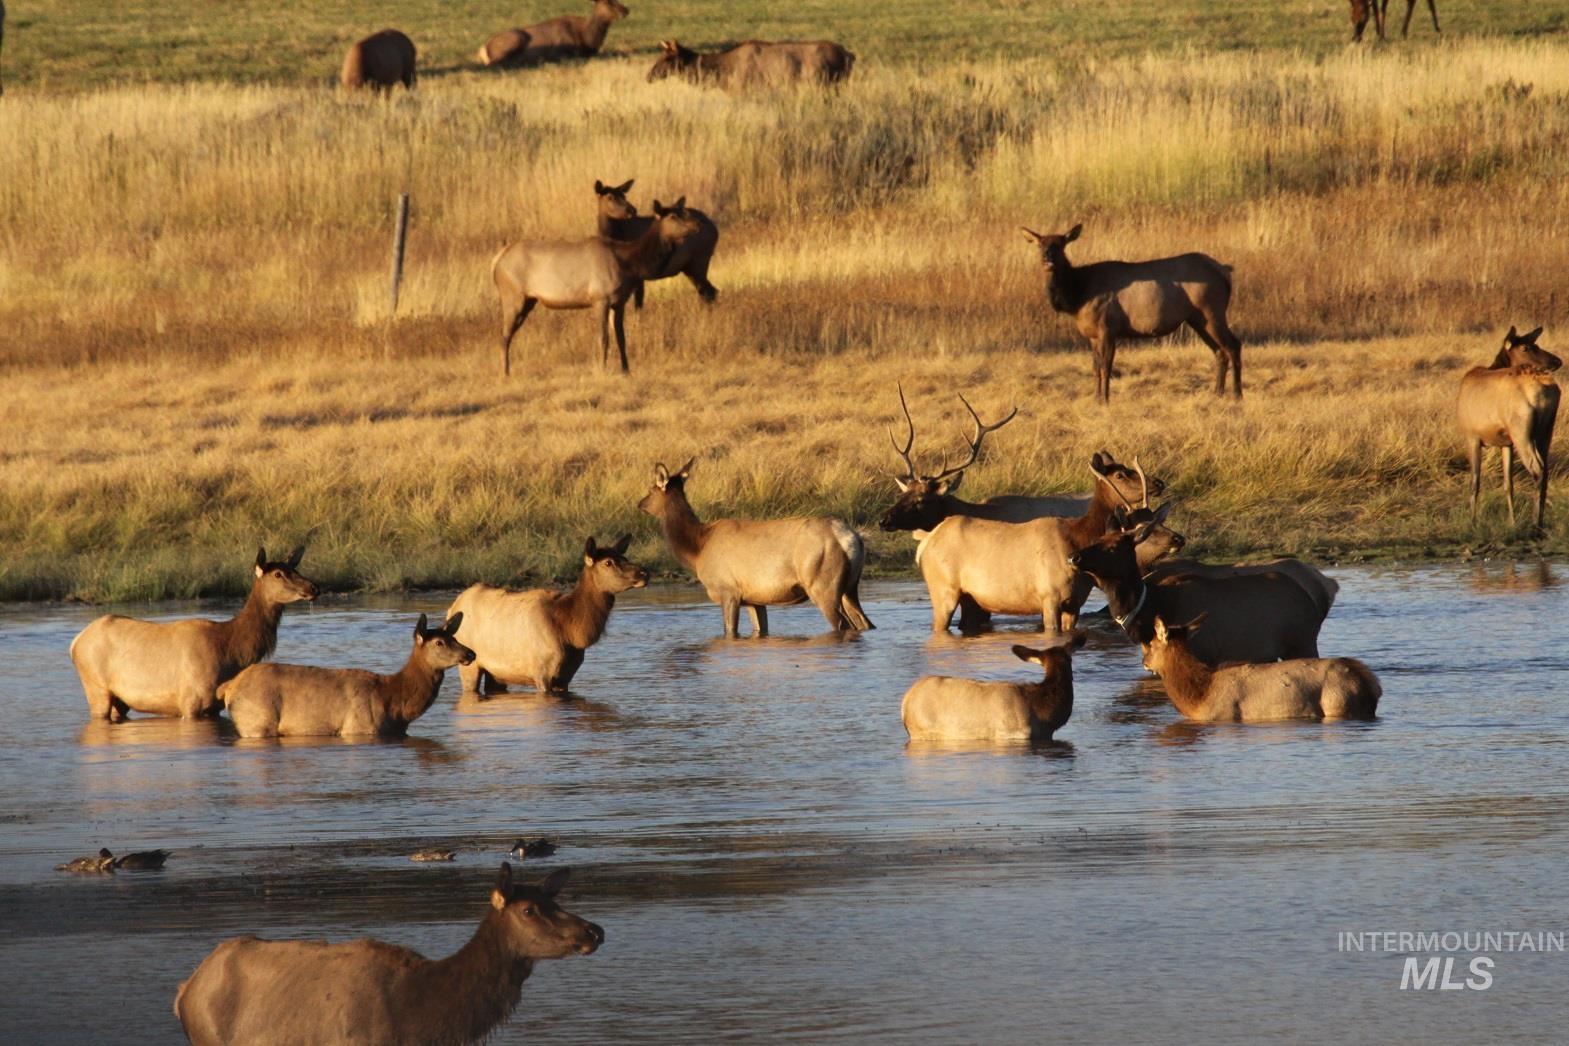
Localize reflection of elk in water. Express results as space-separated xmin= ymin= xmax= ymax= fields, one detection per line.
xmin=902 ymin=631 xmax=1085 ymax=742
xmin=1456 ymin=326 xmax=1561 ymax=531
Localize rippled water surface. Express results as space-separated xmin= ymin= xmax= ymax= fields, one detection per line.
xmin=2 ymin=564 xmax=1567 ymax=1043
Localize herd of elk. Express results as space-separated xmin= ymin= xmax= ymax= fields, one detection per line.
xmin=902 ymin=632 xmax=1086 ymax=742
xmin=1456 ymin=326 xmax=1561 ymax=532
xmin=646 ymin=39 xmax=856 ymax=87
xmin=1351 ymin=0 xmax=1440 ymax=43
xmin=477 ymin=0 xmax=630 ymax=67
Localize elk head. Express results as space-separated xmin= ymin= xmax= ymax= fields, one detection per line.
xmin=1067 ymin=501 xmax=1176 ymax=584
xmin=593 ymin=0 xmax=630 ymax=24
xmin=1118 ymin=501 xmax=1185 ymax=569
xmin=413 ymin=612 xmax=475 ymax=670
xmin=637 ymin=457 xmax=696 ymax=517
xmin=490 ymin=864 xmax=605 ymax=959
xmin=1087 ymin=451 xmax=1166 ymax=515
xmin=253 ymin=546 xmax=319 ymax=603
xmin=1491 ymin=326 xmax=1561 ymax=372
xmin=594 ymin=178 xmax=637 ymax=221
xmin=1146 ymin=613 xmax=1208 ymax=675
xmin=879 ymin=385 xmax=1018 ymax=531
xmin=1021 ymin=223 xmax=1082 ymax=273
xmin=647 ymin=39 xmax=699 ymax=81
xmin=584 ymin=535 xmax=649 ymax=592
xmin=1011 ymin=629 xmax=1088 ymax=681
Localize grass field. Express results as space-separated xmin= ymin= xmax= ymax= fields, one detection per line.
xmin=1 ymin=4 xmax=1566 ymax=600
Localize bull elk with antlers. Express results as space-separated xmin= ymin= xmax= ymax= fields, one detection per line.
xmin=1457 ymin=326 xmax=1561 ymax=532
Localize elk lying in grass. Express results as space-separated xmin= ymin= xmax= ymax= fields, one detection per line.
xmin=70 ymin=547 xmax=318 ymax=720
xmin=447 ymin=536 xmax=649 ymax=695
xmin=638 ymin=458 xmax=872 ymax=637
xmin=1146 ymin=615 xmax=1381 ymax=722
xmin=477 ymin=0 xmax=628 ymax=66
xmin=340 ymin=29 xmax=416 ymax=90
xmin=1144 ymin=558 xmax=1339 ymax=619
xmin=175 ymin=865 xmax=602 ymax=1046
xmin=594 ymin=178 xmax=719 ymax=308
xmin=902 ymin=631 xmax=1086 ymax=742
xmin=646 ymin=39 xmax=855 ymax=88
xmin=1069 ymin=511 xmax=1324 ymax=666
xmin=1022 ymin=224 xmax=1242 ymax=403
xmin=492 ymin=197 xmax=704 ymax=375
xmin=1457 ymin=325 xmax=1561 ymax=531
xmin=917 ymin=452 xmax=1168 ymax=633
xmin=219 ymin=614 xmax=473 ymax=738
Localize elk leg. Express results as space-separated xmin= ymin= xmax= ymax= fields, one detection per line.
xmin=1203 ymin=315 xmax=1244 ymax=398
xmin=554 ymin=647 xmax=585 ymax=691
xmin=611 ymin=303 xmax=629 ymax=373
xmin=747 ymin=604 xmax=769 ymax=636
xmin=633 ymin=280 xmax=645 ymax=311
xmin=686 ymin=260 xmax=719 ymax=304
xmin=1188 ymin=320 xmax=1227 ymax=395
xmin=1402 ymin=0 xmax=1416 ymax=36
xmin=597 ymin=300 xmax=612 ymax=368
xmin=930 ymin=587 xmax=960 ymax=632
xmin=459 ymin=662 xmax=483 ymax=695
xmin=1502 ymin=444 xmax=1517 ymax=528
xmin=500 ymin=298 xmax=535 ymax=377
xmin=82 ymin=682 xmax=115 ymax=720
xmin=1467 ymin=439 xmax=1483 ymax=521
xmin=840 ymin=589 xmax=873 ymax=630
xmin=720 ymin=596 xmax=742 ymax=638
xmin=1425 ymin=0 xmax=1440 ymax=32
xmin=956 ymin=594 xmax=991 ymax=633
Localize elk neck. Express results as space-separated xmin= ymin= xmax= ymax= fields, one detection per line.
xmin=551 ymin=568 xmax=616 ymax=650
xmin=1025 ymin=671 xmax=1073 ymax=736
xmin=610 ymin=220 xmax=675 ymax=280
xmin=598 ymin=211 xmax=649 ymax=242
xmin=1045 ymin=259 xmax=1087 ymax=315
xmin=579 ymin=12 xmax=615 ymax=52
xmin=1062 ymin=482 xmax=1121 ymax=551
xmin=381 ymin=646 xmax=448 ymax=727
xmin=219 ymin=583 xmax=286 ymax=671
xmin=1098 ymin=569 xmax=1153 ymax=642
xmin=656 ymin=490 xmax=709 ymax=569
xmin=1152 ymin=639 xmax=1214 ymax=719
xmin=403 ymin=910 xmax=534 ymax=1044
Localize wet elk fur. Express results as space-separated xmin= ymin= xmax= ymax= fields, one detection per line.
xmin=1456 ymin=326 xmax=1561 ymax=531
xmin=901 ymin=631 xmax=1086 ymax=742
xmin=594 ymin=178 xmax=718 ymax=308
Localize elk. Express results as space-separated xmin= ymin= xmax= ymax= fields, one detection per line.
xmin=646 ymin=39 xmax=855 ymax=88
xmin=69 ymin=547 xmax=318 ymax=721
xmin=220 ymin=614 xmax=473 ymax=739
xmin=1144 ymin=558 xmax=1339 ymax=619
xmin=595 ymin=178 xmax=719 ymax=308
xmin=1146 ymin=614 xmax=1381 ymax=722
xmin=1069 ymin=510 xmax=1324 ymax=666
xmin=446 ymin=535 xmax=649 ymax=695
xmin=915 ymin=452 xmax=1170 ymax=634
xmin=902 ymin=631 xmax=1086 ymax=742
xmin=340 ymin=29 xmax=416 ymax=90
xmin=1022 ymin=224 xmax=1242 ymax=403
xmin=1457 ymin=325 xmax=1561 ymax=531
xmin=477 ymin=0 xmax=628 ymax=66
xmin=174 ymin=865 xmax=603 ymax=1046
xmin=637 ymin=458 xmax=872 ymax=637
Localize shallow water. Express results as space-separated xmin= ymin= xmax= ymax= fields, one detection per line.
xmin=2 ymin=563 xmax=1567 ymax=1043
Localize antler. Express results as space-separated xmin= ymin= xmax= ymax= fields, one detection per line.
xmin=886 ymin=384 xmax=919 ymax=481
xmin=1132 ymin=456 xmax=1149 ymax=509
xmin=928 ymin=394 xmax=1018 ymax=483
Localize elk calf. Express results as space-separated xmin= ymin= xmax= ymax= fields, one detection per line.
xmin=1146 ymin=615 xmax=1381 ymax=722
xmin=594 ymin=178 xmax=718 ymax=306
xmin=220 ymin=614 xmax=472 ymax=738
xmin=175 ymin=865 xmax=602 ymax=1046
xmin=901 ymin=632 xmax=1085 ymax=742
xmin=70 ymin=547 xmax=318 ymax=720
xmin=1457 ymin=325 xmax=1561 ymax=531
xmin=447 ymin=536 xmax=649 ymax=695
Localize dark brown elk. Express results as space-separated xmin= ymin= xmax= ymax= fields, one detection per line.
xmin=174 ymin=865 xmax=602 ymax=1046
xmin=594 ymin=178 xmax=718 ymax=308
xmin=1068 ymin=512 xmax=1324 ymax=666
xmin=1022 ymin=224 xmax=1242 ymax=403
xmin=1349 ymin=0 xmax=1384 ymax=41
xmin=477 ymin=0 xmax=628 ymax=66
xmin=1456 ymin=326 xmax=1561 ymax=531
xmin=902 ymin=631 xmax=1086 ymax=742
xmin=647 ymin=39 xmax=855 ymax=88
xmin=491 ymin=197 xmax=704 ymax=375
xmin=340 ymin=29 xmax=416 ymax=90
xmin=637 ymin=458 xmax=872 ymax=637
xmin=1144 ymin=558 xmax=1339 ymax=620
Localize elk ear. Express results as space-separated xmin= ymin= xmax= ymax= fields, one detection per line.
xmin=255 ymin=547 xmax=267 ymax=576
xmin=1066 ymin=223 xmax=1082 ymax=242
xmin=1153 ymin=616 xmax=1169 ymax=642
xmin=1523 ymin=326 xmax=1544 ymax=343
xmin=936 ymin=472 xmax=963 ymax=496
xmin=1506 ymin=325 xmax=1519 ymax=342
xmin=492 ymin=862 xmax=514 ymax=909
xmin=539 ymin=867 xmax=571 ymax=898
xmin=1021 ymin=227 xmax=1043 ymax=242
xmin=652 ymin=199 xmax=667 ymax=217
xmin=443 ymin=611 xmax=463 ymax=635
xmin=1011 ymin=644 xmax=1043 ymax=665
xmin=676 ymin=456 xmax=696 ymax=478
xmin=287 ymin=546 xmax=305 ymax=568
xmin=653 ymin=462 xmax=670 ymax=488
xmin=414 ymin=613 xmax=428 ymax=644
xmin=1110 ymin=506 xmax=1130 ymax=531
xmin=616 ymin=179 xmax=634 ymax=194
xmin=584 ymin=536 xmax=598 ymax=563
xmin=594 ymin=179 xmax=606 ymax=194
xmin=671 ymin=196 xmax=686 ymax=213
xmin=612 ymin=533 xmax=633 ymax=556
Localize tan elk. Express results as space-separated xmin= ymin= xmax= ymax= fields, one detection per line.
xmin=219 ymin=614 xmax=473 ymax=738
xmin=902 ymin=631 xmax=1086 ymax=742
xmin=340 ymin=29 xmax=416 ymax=90
xmin=477 ymin=0 xmax=628 ymax=66
xmin=174 ymin=865 xmax=602 ymax=1046
xmin=1069 ymin=510 xmax=1324 ymax=666
xmin=646 ymin=39 xmax=855 ymax=88
xmin=637 ymin=458 xmax=872 ymax=637
xmin=595 ymin=178 xmax=719 ymax=308
xmin=1022 ymin=224 xmax=1242 ymax=403
xmin=1457 ymin=325 xmax=1561 ymax=531
xmin=491 ymin=197 xmax=704 ymax=375
xmin=916 ymin=452 xmax=1169 ymax=633
xmin=446 ymin=535 xmax=649 ymax=695
xmin=1144 ymin=558 xmax=1339 ymax=619
xmin=70 ymin=547 xmax=318 ymax=720
xmin=1146 ymin=614 xmax=1381 ymax=722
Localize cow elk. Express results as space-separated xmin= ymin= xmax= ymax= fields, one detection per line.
xmin=1146 ymin=614 xmax=1381 ymax=722
xmin=340 ymin=29 xmax=416 ymax=90
xmin=647 ymin=39 xmax=855 ymax=88
xmin=1022 ymin=224 xmax=1242 ymax=403
xmin=594 ymin=178 xmax=719 ymax=308
xmin=70 ymin=547 xmax=318 ymax=720
xmin=174 ymin=865 xmax=603 ymax=1046
xmin=901 ymin=631 xmax=1086 ymax=742
xmin=1456 ymin=325 xmax=1561 ymax=531
xmin=637 ymin=458 xmax=872 ymax=637
xmin=1144 ymin=557 xmax=1339 ymax=619
xmin=477 ymin=0 xmax=628 ymax=66
xmin=446 ymin=535 xmax=649 ymax=695
xmin=491 ymin=197 xmax=705 ymax=375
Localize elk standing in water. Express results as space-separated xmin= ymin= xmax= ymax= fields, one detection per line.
xmin=1457 ymin=326 xmax=1561 ymax=531
xmin=902 ymin=631 xmax=1086 ymax=742
xmin=477 ymin=0 xmax=628 ymax=66
xmin=646 ymin=39 xmax=855 ymax=88
xmin=1023 ymin=224 xmax=1242 ymax=403
xmin=594 ymin=178 xmax=719 ymax=308
xmin=174 ymin=865 xmax=602 ymax=1046
xmin=1144 ymin=557 xmax=1339 ymax=620
xmin=638 ymin=458 xmax=872 ymax=637
xmin=446 ymin=536 xmax=649 ymax=695
xmin=491 ymin=197 xmax=704 ymax=375
xmin=340 ymin=29 xmax=416 ymax=90
xmin=70 ymin=548 xmax=318 ymax=720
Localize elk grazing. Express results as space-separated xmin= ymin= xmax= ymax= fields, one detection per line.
xmin=1145 ymin=615 xmax=1381 ymax=722
xmin=219 ymin=614 xmax=473 ymax=739
xmin=174 ymin=865 xmax=603 ymax=1046
xmin=340 ymin=29 xmax=416 ymax=90
xmin=1144 ymin=557 xmax=1339 ymax=619
xmin=446 ymin=535 xmax=649 ymax=695
xmin=637 ymin=458 xmax=872 ymax=637
xmin=916 ymin=452 xmax=1170 ymax=634
xmin=477 ymin=0 xmax=628 ymax=66
xmin=1022 ymin=224 xmax=1242 ymax=403
xmin=492 ymin=197 xmax=705 ymax=375
xmin=902 ymin=631 xmax=1086 ymax=742
xmin=1457 ymin=326 xmax=1561 ymax=531
xmin=646 ymin=39 xmax=855 ymax=88
xmin=1069 ymin=510 xmax=1324 ymax=666
xmin=69 ymin=547 xmax=318 ymax=721
xmin=594 ymin=178 xmax=719 ymax=307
